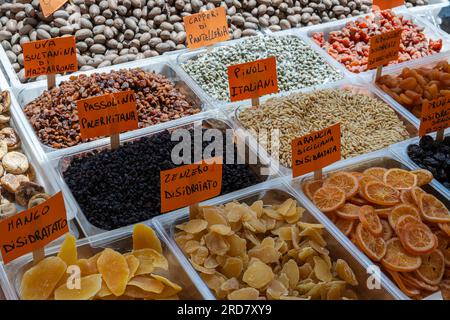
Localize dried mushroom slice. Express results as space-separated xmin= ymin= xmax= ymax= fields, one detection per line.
xmin=28 ymin=193 xmax=51 ymax=209
xmin=0 ymin=127 xmax=20 ymax=149
xmin=0 ymin=202 xmax=17 ymax=220
xmin=1 ymin=173 xmax=29 ymax=193
xmin=0 ymin=91 xmax=11 ymax=113
xmin=3 ymin=151 xmax=29 ymax=174
xmin=15 ymin=181 xmax=45 ymax=207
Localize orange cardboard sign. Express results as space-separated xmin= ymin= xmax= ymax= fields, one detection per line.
xmin=291 ymin=123 xmax=341 ymax=178
xmin=160 ymin=158 xmax=223 ymax=213
xmin=419 ymin=95 xmax=450 ymax=136
xmin=367 ymin=29 xmax=402 ymax=70
xmin=0 ymin=192 xmax=68 ymax=264
xmin=373 ymin=0 xmax=404 ymax=11
xmin=39 ymin=0 xmax=68 ymax=18
xmin=22 ymin=36 xmax=77 ymax=78
xmin=77 ymin=90 xmax=138 ymax=140
xmin=183 ymin=6 xmax=229 ymax=49
xmin=227 ymin=56 xmax=278 ymax=102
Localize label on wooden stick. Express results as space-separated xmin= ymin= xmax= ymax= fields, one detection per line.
xmin=367 ymin=29 xmax=402 ymax=70
xmin=77 ymin=90 xmax=138 ymax=140
xmin=22 ymin=36 xmax=77 ymax=78
xmin=0 ymin=192 xmax=68 ymax=264
xmin=291 ymin=124 xmax=341 ymax=178
xmin=227 ymin=56 xmax=278 ymax=102
xmin=419 ymin=95 xmax=450 ymax=136
xmin=160 ymin=158 xmax=223 ymax=213
xmin=183 ymin=7 xmax=229 ymax=49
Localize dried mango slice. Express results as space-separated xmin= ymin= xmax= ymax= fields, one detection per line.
xmin=151 ymin=274 xmax=182 ymax=292
xmin=21 ymin=257 xmax=67 ymax=300
xmin=243 ymin=259 xmax=274 ymax=289
xmin=228 ymin=287 xmax=259 ymax=300
xmin=132 ymin=224 xmax=162 ymax=253
xmin=96 ymin=280 xmax=112 ymax=298
xmin=54 ymin=274 xmax=102 ymax=300
xmin=128 ymin=276 xmax=164 ymax=293
xmin=132 ymin=248 xmax=169 ymax=275
xmin=97 ymin=248 xmax=130 ymax=296
xmin=126 ymin=255 xmax=140 ymax=280
xmin=57 ymin=234 xmax=77 ymax=266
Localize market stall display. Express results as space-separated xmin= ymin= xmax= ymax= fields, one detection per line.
xmin=300 ymin=161 xmax=450 ymax=299
xmin=311 ymin=10 xmax=443 ymax=73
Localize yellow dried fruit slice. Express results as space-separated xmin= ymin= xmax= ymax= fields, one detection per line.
xmin=176 ymin=219 xmax=208 ymax=234
xmin=250 ymin=200 xmax=264 ymax=218
xmin=132 ymin=248 xmax=169 ymax=275
xmin=204 ymin=232 xmax=230 ymax=256
xmin=128 ymin=276 xmax=164 ymax=293
xmin=54 ymin=274 xmax=102 ymax=300
xmin=226 ymin=234 xmax=247 ymax=257
xmin=266 ymin=279 xmax=288 ymax=300
xmin=57 ymin=234 xmax=77 ymax=266
xmin=228 ymin=287 xmax=259 ymax=300
xmin=222 ymin=257 xmax=244 ymax=279
xmin=335 ymin=259 xmax=358 ymax=286
xmin=151 ymin=274 xmax=182 ymax=293
xmin=126 ymin=255 xmax=140 ymax=280
xmin=132 ymin=224 xmax=162 ymax=253
xmin=97 ymin=248 xmax=130 ymax=296
xmin=210 ymin=224 xmax=233 ymax=235
xmin=96 ymin=280 xmax=112 ymax=298
xmin=20 ymin=257 xmax=67 ymax=300
xmin=313 ymin=256 xmax=332 ymax=282
xmin=242 ymin=259 xmax=274 ymax=289
xmin=282 ymin=259 xmax=299 ymax=289
xmin=203 ymin=206 xmax=228 ymax=226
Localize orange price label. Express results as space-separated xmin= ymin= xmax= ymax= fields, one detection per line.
xmin=0 ymin=192 xmax=68 ymax=264
xmin=183 ymin=7 xmax=229 ymax=49
xmin=419 ymin=95 xmax=450 ymax=136
xmin=22 ymin=36 xmax=77 ymax=79
xmin=77 ymin=90 xmax=138 ymax=140
xmin=160 ymin=158 xmax=223 ymax=213
xmin=291 ymin=123 xmax=341 ymax=178
xmin=227 ymin=56 xmax=278 ymax=102
xmin=39 ymin=0 xmax=68 ymax=18
xmin=367 ymin=29 xmax=402 ymax=70
xmin=373 ymin=0 xmax=404 ymax=11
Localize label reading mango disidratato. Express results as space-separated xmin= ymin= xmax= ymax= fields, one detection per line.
xmin=291 ymin=123 xmax=341 ymax=178
xmin=0 ymin=192 xmax=68 ymax=264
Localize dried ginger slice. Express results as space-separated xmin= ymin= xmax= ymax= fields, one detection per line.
xmin=96 ymin=281 xmax=112 ymax=298
xmin=97 ymin=248 xmax=130 ymax=296
xmin=57 ymin=234 xmax=77 ymax=266
xmin=126 ymin=255 xmax=140 ymax=280
xmin=228 ymin=287 xmax=259 ymax=300
xmin=242 ymin=258 xmax=274 ymax=289
xmin=54 ymin=274 xmax=102 ymax=300
xmin=132 ymin=224 xmax=162 ymax=253
xmin=132 ymin=248 xmax=169 ymax=275
xmin=21 ymin=257 xmax=67 ymax=300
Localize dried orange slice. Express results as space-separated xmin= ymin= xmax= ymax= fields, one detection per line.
xmin=358 ymin=205 xmax=382 ymax=236
xmin=363 ymin=167 xmax=387 ymax=181
xmin=383 ymin=168 xmax=417 ymax=190
xmin=418 ymin=193 xmax=450 ymax=223
xmin=380 ymin=219 xmax=393 ymax=241
xmin=364 ymin=181 xmax=400 ymax=206
xmin=388 ymin=204 xmax=421 ymax=229
xmin=335 ymin=203 xmax=360 ymax=220
xmin=303 ymin=180 xmax=323 ymax=200
xmin=312 ymin=186 xmax=346 ymax=213
xmin=354 ymin=223 xmax=386 ymax=261
xmin=358 ymin=175 xmax=379 ymax=198
xmin=335 ymin=217 xmax=354 ymax=236
xmin=375 ymin=207 xmax=392 ymax=218
xmin=386 ymin=269 xmax=421 ymax=297
xmin=348 ymin=194 xmax=368 ymax=206
xmin=323 ymin=172 xmax=358 ymax=199
xmin=435 ymin=231 xmax=450 ymax=267
xmin=400 ymin=189 xmax=416 ymax=206
xmin=381 ymin=238 xmax=422 ymax=272
xmin=399 ymin=223 xmax=437 ymax=255
xmin=401 ymin=272 xmax=439 ymax=292
xmin=438 ymin=223 xmax=450 ymax=237
xmin=395 ymin=215 xmax=423 ymax=235
xmin=351 ymin=171 xmax=365 ymax=181
xmin=411 ymin=169 xmax=433 ymax=186
xmin=411 ymin=187 xmax=426 ymax=205
xmin=414 ymin=250 xmax=445 ymax=286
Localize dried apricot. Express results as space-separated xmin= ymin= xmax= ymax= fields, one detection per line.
xmin=323 ymin=172 xmax=358 ymax=199
xmin=57 ymin=234 xmax=77 ymax=266
xmin=97 ymin=248 xmax=130 ymax=296
xmin=54 ymin=274 xmax=102 ymax=300
xmin=383 ymin=169 xmax=417 ymax=190
xmin=20 ymin=257 xmax=67 ymax=300
xmin=132 ymin=224 xmax=162 ymax=253
xmin=313 ymin=186 xmax=346 ymax=212
xmin=381 ymin=238 xmax=422 ymax=272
